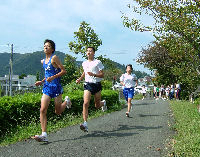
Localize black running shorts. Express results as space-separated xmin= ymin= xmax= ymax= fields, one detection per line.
xmin=84 ymin=82 xmax=102 ymax=95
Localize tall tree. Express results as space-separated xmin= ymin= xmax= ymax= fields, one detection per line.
xmin=122 ymin=0 xmax=200 ymax=97
xmin=61 ymin=54 xmax=77 ymax=85
xmin=68 ymin=21 xmax=102 ymax=58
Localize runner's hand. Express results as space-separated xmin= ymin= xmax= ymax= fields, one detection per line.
xmin=46 ymin=76 xmax=54 ymax=82
xmin=35 ymin=81 xmax=43 ymax=86
xmin=76 ymin=79 xmax=81 ymax=84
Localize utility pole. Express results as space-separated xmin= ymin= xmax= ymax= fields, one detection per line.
xmin=8 ymin=44 xmax=13 ymax=96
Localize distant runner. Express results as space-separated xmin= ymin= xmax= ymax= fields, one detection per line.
xmin=120 ymin=64 xmax=138 ymax=117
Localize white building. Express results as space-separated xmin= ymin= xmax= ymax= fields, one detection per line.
xmin=0 ymin=75 xmax=36 ymax=95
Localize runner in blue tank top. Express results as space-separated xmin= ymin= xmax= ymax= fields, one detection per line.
xmin=33 ymin=39 xmax=72 ymax=142
xmin=42 ymin=55 xmax=62 ymax=97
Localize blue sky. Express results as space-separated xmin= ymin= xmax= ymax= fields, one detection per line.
xmin=0 ymin=0 xmax=154 ymax=74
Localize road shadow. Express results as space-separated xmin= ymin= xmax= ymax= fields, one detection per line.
xmin=138 ymin=114 xmax=160 ymax=117
xmin=44 ymin=124 xmax=162 ymax=144
xmin=73 ymin=124 xmax=162 ymax=140
xmin=134 ymin=102 xmax=155 ymax=106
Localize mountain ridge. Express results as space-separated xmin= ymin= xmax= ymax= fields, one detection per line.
xmin=0 ymin=51 xmax=148 ymax=78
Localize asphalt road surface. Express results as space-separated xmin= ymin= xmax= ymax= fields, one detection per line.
xmin=0 ymin=99 xmax=174 ymax=157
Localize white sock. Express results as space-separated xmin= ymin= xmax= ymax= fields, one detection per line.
xmin=42 ymin=132 xmax=47 ymax=137
xmin=84 ymin=121 xmax=87 ymax=126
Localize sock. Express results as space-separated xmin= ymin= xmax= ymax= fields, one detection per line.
xmin=83 ymin=121 xmax=87 ymax=126
xmin=42 ymin=132 xmax=47 ymax=137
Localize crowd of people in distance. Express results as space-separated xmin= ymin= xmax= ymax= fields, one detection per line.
xmin=153 ymin=84 xmax=181 ymax=100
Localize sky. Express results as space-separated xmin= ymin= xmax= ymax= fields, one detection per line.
xmin=0 ymin=0 xmax=154 ymax=74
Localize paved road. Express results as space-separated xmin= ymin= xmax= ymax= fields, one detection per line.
xmin=0 ymin=99 xmax=173 ymax=157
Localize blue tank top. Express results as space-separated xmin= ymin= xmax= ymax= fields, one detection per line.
xmin=43 ymin=55 xmax=61 ymax=85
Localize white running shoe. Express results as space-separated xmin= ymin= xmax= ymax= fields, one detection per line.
xmin=101 ymin=100 xmax=107 ymax=112
xmin=34 ymin=135 xmax=48 ymax=142
xmin=126 ymin=112 xmax=129 ymax=117
xmin=65 ymin=96 xmax=72 ymax=109
xmin=80 ymin=123 xmax=88 ymax=132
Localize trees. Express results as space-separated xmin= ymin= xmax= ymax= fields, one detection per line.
xmin=68 ymin=21 xmax=124 ymax=83
xmin=122 ymin=0 xmax=200 ymax=62
xmin=68 ymin=21 xmax=102 ymax=58
xmin=61 ymin=54 xmax=77 ymax=85
xmin=122 ymin=0 xmax=200 ymax=97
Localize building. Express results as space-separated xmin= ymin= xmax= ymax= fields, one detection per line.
xmin=138 ymin=76 xmax=153 ymax=86
xmin=0 ymin=75 xmax=36 ymax=95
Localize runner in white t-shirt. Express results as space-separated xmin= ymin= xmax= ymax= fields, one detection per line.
xmin=141 ymin=85 xmax=147 ymax=100
xmin=76 ymin=47 xmax=106 ymax=132
xmin=120 ymin=64 xmax=138 ymax=117
xmin=165 ymin=85 xmax=170 ymax=100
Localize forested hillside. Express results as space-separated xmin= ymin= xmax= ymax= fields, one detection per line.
xmin=0 ymin=51 xmax=148 ymax=78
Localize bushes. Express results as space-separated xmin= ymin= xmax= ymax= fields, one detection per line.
xmin=0 ymin=93 xmax=41 ymax=136
xmin=0 ymin=89 xmax=119 ymax=138
xmin=101 ymin=80 xmax=113 ymax=90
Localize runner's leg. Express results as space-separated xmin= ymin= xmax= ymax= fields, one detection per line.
xmin=54 ymin=94 xmax=67 ymax=115
xmin=127 ymin=98 xmax=132 ymax=112
xmin=83 ymin=90 xmax=91 ymax=122
xmin=40 ymin=94 xmax=51 ymax=132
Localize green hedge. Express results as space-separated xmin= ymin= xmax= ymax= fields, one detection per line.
xmin=0 ymin=90 xmax=119 ymax=137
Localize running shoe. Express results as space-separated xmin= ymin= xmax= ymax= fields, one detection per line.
xmin=101 ymin=100 xmax=107 ymax=112
xmin=126 ymin=112 xmax=129 ymax=117
xmin=65 ymin=96 xmax=72 ymax=109
xmin=34 ymin=135 xmax=48 ymax=142
xmin=80 ymin=123 xmax=88 ymax=132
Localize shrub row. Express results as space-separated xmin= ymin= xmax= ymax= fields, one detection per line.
xmin=0 ymin=89 xmax=119 ymax=136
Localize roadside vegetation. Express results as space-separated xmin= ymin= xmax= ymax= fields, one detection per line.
xmin=169 ymin=99 xmax=200 ymax=156
xmin=0 ymin=101 xmax=122 ymax=146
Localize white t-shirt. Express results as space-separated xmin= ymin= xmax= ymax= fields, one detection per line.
xmin=176 ymin=84 xmax=180 ymax=89
xmin=165 ymin=87 xmax=169 ymax=94
xmin=154 ymin=86 xmax=157 ymax=92
xmin=82 ymin=59 xmax=104 ymax=83
xmin=142 ymin=86 xmax=147 ymax=93
xmin=120 ymin=73 xmax=137 ymax=88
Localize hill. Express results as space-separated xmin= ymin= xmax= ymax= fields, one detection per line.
xmin=0 ymin=51 xmax=66 ymax=77
xmin=0 ymin=51 xmax=148 ymax=78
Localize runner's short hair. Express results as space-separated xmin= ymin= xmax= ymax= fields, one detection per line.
xmin=87 ymin=46 xmax=95 ymax=52
xmin=126 ymin=64 xmax=133 ymax=71
xmin=44 ymin=39 xmax=55 ymax=52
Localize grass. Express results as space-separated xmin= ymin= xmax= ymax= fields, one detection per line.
xmin=169 ymin=100 xmax=200 ymax=156
xmin=0 ymin=102 xmax=122 ymax=146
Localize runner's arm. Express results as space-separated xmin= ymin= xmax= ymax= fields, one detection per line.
xmin=76 ymin=72 xmax=85 ymax=83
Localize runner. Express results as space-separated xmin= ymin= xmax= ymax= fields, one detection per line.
xmin=76 ymin=46 xmax=107 ymax=132
xmin=156 ymin=85 xmax=160 ymax=100
xmin=33 ymin=39 xmax=72 ymax=142
xmin=120 ymin=64 xmax=138 ymax=117
xmin=141 ymin=85 xmax=147 ymax=100
xmin=165 ymin=85 xmax=170 ymax=100
xmin=160 ymin=85 xmax=165 ymax=100
xmin=153 ymin=85 xmax=157 ymax=98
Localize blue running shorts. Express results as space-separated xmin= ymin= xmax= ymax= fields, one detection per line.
xmin=123 ymin=87 xmax=134 ymax=101
xmin=42 ymin=83 xmax=63 ymax=98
